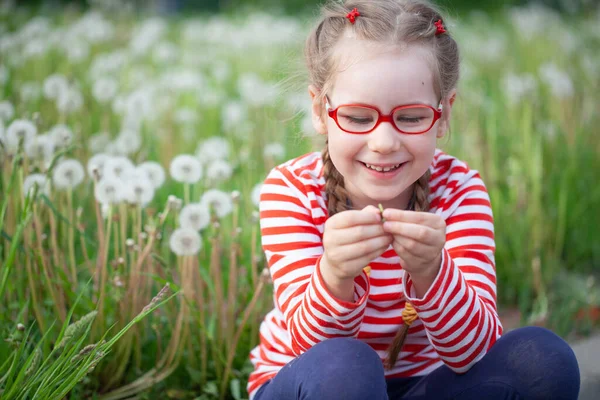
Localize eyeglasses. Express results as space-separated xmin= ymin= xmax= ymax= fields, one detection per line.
xmin=325 ymin=97 xmax=443 ymax=135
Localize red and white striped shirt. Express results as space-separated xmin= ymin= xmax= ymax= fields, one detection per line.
xmin=247 ymin=149 xmax=502 ymax=398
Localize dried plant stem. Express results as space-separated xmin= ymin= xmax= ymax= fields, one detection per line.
xmin=47 ymin=207 xmax=62 ymax=270
xmin=67 ymin=189 xmax=78 ymax=288
xmin=226 ymin=204 xmax=240 ymax=346
xmin=249 ymin=222 xmax=259 ymax=348
xmin=119 ymin=204 xmax=127 ymax=262
xmin=33 ymin=204 xmax=66 ymax=322
xmin=97 ymin=206 xmax=113 ymax=333
xmin=93 ymin=194 xmax=106 ymax=303
xmin=219 ymin=270 xmax=270 ymax=399
xmin=209 ymin=233 xmax=224 ymax=350
xmin=25 ymin=244 xmax=45 ymax=331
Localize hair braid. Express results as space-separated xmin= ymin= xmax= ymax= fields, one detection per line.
xmin=322 ymin=139 xmax=353 ymax=217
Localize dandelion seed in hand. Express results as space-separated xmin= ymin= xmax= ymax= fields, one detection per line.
xmin=379 ymin=203 xmax=385 ymax=223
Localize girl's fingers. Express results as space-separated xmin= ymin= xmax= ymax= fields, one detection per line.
xmin=334 ymin=223 xmax=386 ymax=245
xmin=382 ymin=209 xmax=445 ymax=230
xmin=331 ymin=209 xmax=381 ymax=229
xmin=334 ymin=235 xmax=392 ymax=261
xmin=383 ymin=221 xmax=437 ymax=243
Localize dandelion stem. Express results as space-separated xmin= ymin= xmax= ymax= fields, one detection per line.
xmin=67 ymin=188 xmax=78 ymax=288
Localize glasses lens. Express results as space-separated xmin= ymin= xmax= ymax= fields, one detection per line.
xmin=336 ymin=106 xmax=378 ymax=133
xmin=393 ymin=106 xmax=435 ymax=133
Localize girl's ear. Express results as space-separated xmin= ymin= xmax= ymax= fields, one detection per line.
xmin=308 ymin=84 xmax=328 ymax=135
xmin=436 ymin=88 xmax=457 ymax=139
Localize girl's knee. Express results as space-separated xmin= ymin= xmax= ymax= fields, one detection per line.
xmin=500 ymin=326 xmax=580 ymax=399
xmin=303 ymin=338 xmax=387 ymax=399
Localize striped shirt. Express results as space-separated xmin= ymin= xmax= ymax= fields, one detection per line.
xmin=247 ymin=149 xmax=503 ymax=398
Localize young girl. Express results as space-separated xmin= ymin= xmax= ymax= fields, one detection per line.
xmin=247 ymin=1 xmax=580 ymax=399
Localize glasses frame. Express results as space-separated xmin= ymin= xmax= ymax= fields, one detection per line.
xmin=325 ymin=96 xmax=443 ymax=135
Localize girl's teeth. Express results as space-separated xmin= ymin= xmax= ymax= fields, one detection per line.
xmin=365 ymin=163 xmax=401 ymax=172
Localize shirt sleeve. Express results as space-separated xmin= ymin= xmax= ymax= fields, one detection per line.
xmin=259 ymin=166 xmax=370 ymax=355
xmin=402 ymin=170 xmax=503 ymax=373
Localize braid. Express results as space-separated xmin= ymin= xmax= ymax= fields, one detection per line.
xmin=413 ymin=168 xmax=431 ymax=211
xmin=384 ymin=167 xmax=431 ymax=369
xmin=322 ymin=138 xmax=352 ymax=217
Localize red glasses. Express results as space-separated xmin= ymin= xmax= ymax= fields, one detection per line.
xmin=325 ymin=97 xmax=443 ymax=135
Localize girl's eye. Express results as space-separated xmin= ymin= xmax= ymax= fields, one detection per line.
xmin=396 ymin=116 xmax=424 ymax=124
xmin=342 ymin=116 xmax=374 ymax=125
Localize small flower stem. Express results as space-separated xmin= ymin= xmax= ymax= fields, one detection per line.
xmin=184 ymin=183 xmax=190 ymax=205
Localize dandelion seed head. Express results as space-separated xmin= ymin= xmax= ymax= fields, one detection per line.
xmin=195 ymin=136 xmax=230 ymax=163
xmin=23 ymin=173 xmax=50 ymax=197
xmin=92 ymin=76 xmax=119 ymax=104
xmin=263 ymin=142 xmax=285 ymax=160
xmin=24 ymin=133 xmax=54 ymax=161
xmin=170 ymin=154 xmax=202 ymax=183
xmin=50 ymin=124 xmax=74 ymax=148
xmin=87 ymin=153 xmax=110 ymax=179
xmin=57 ymin=86 xmax=84 ymax=114
xmin=103 ymin=156 xmax=135 ymax=180
xmin=123 ymin=175 xmax=155 ymax=207
xmin=95 ymin=176 xmax=124 ymax=205
xmin=6 ymin=119 xmax=37 ymax=153
xmin=206 ymin=159 xmax=233 ymax=183
xmin=43 ymin=74 xmax=69 ymax=100
xmin=53 ymin=159 xmax=85 ymax=190
xmin=136 ymin=161 xmax=165 ymax=189
xmin=200 ymin=189 xmax=233 ymax=218
xmin=113 ymin=130 xmax=141 ymax=155
xmin=169 ymin=227 xmax=202 ymax=256
xmin=0 ymin=100 xmax=14 ymax=121
xmin=179 ymin=203 xmax=210 ymax=231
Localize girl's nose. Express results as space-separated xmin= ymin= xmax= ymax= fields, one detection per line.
xmin=367 ymin=124 xmax=401 ymax=154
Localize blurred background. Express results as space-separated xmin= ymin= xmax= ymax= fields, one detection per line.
xmin=0 ymin=0 xmax=598 ymax=399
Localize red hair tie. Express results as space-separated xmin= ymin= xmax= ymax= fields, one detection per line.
xmin=434 ymin=19 xmax=446 ymax=35
xmin=346 ymin=8 xmax=360 ymax=24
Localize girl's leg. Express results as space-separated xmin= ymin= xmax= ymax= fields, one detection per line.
xmin=254 ymin=337 xmax=388 ymax=400
xmin=400 ymin=326 xmax=580 ymax=400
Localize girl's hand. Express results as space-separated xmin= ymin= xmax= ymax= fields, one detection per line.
xmin=321 ymin=205 xmax=393 ymax=282
xmin=381 ymin=208 xmax=446 ymax=279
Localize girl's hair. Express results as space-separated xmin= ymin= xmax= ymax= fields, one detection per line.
xmin=305 ymin=0 xmax=459 ymax=217
xmin=304 ymin=0 xmax=460 ymax=367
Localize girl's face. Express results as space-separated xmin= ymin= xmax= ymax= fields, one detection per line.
xmin=310 ymin=39 xmax=455 ymax=211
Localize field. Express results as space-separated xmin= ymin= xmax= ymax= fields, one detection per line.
xmin=1 ymin=2 xmax=599 ymax=399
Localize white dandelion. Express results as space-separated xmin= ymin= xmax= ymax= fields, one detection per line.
xmin=200 ymin=189 xmax=233 ymax=218
xmin=24 ymin=133 xmax=55 ymax=161
xmin=0 ymin=100 xmax=14 ymax=121
xmin=43 ymin=74 xmax=69 ymax=100
xmin=103 ymin=156 xmax=135 ymax=180
xmin=50 ymin=124 xmax=74 ymax=148
xmin=137 ymin=161 xmax=166 ymax=189
xmin=52 ymin=159 xmax=85 ymax=190
xmin=56 ymin=86 xmax=84 ymax=114
xmin=539 ymin=63 xmax=574 ymax=99
xmin=501 ymin=72 xmax=537 ymax=105
xmin=251 ymin=183 xmax=263 ymax=207
xmin=87 ymin=153 xmax=110 ymax=179
xmin=92 ymin=76 xmax=119 ymax=104
xmin=6 ymin=119 xmax=37 ymax=153
xmin=170 ymin=154 xmax=203 ymax=184
xmin=169 ymin=227 xmax=202 ymax=256
xmin=263 ymin=142 xmax=285 ymax=160
xmin=113 ymin=130 xmax=141 ymax=155
xmin=179 ymin=202 xmax=211 ymax=231
xmin=23 ymin=173 xmax=50 ymax=197
xmin=95 ymin=176 xmax=124 ymax=205
xmin=195 ymin=136 xmax=230 ymax=163
xmin=206 ymin=159 xmax=233 ymax=183
xmin=123 ymin=175 xmax=155 ymax=207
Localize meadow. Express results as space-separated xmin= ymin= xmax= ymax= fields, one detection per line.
xmin=0 ymin=2 xmax=599 ymax=399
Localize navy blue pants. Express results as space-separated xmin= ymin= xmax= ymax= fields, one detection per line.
xmin=253 ymin=326 xmax=580 ymax=400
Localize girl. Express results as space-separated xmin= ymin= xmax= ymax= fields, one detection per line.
xmin=247 ymin=1 xmax=580 ymax=399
